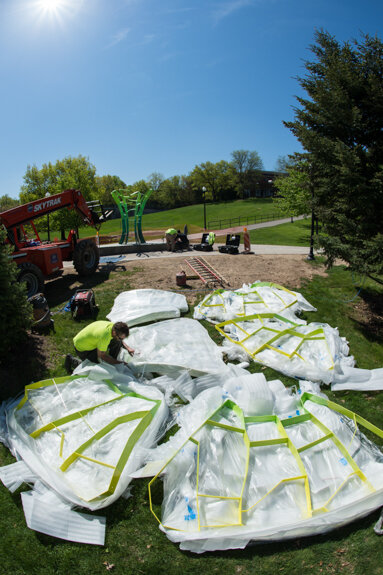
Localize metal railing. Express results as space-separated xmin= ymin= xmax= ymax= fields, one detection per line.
xmin=207 ymin=211 xmax=292 ymax=230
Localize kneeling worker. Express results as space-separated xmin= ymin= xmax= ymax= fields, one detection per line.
xmin=165 ymin=228 xmax=178 ymax=252
xmin=66 ymin=320 xmax=135 ymax=372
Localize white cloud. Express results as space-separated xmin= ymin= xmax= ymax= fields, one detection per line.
xmin=141 ymin=33 xmax=156 ymax=45
xmin=212 ymin=0 xmax=254 ymax=23
xmin=165 ymin=7 xmax=195 ymax=14
xmin=107 ymin=27 xmax=131 ymax=48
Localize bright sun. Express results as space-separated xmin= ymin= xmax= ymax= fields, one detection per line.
xmin=33 ymin=0 xmax=79 ymax=25
xmin=38 ymin=0 xmax=65 ymax=13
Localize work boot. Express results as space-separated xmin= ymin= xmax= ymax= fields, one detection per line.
xmin=65 ymin=354 xmax=81 ymax=374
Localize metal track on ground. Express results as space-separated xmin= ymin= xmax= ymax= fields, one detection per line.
xmin=185 ymin=257 xmax=229 ymax=287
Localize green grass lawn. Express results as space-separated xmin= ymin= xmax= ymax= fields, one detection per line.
xmin=39 ymin=198 xmax=286 ymax=240
xmin=212 ymin=217 xmax=312 ymax=245
xmin=0 ymin=263 xmax=382 ymax=575
xmin=249 ymin=217 xmax=312 ymax=245
xmin=133 ymin=197 xmax=281 ymax=232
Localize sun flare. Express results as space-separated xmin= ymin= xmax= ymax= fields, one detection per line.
xmin=38 ymin=0 xmax=65 ymax=14
xmin=34 ymin=0 xmax=77 ymax=25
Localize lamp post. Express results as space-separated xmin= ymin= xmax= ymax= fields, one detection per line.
xmin=202 ymin=186 xmax=207 ymax=230
xmin=45 ymin=192 xmax=50 ymax=242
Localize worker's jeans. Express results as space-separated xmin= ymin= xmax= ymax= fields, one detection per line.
xmin=74 ymin=339 xmax=122 ymax=363
xmin=166 ymin=233 xmax=176 ymax=252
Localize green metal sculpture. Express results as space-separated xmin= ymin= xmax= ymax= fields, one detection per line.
xmin=111 ymin=188 xmax=153 ymax=245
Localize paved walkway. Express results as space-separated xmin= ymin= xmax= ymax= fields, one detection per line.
xmin=77 ymin=214 xmax=314 ymax=264
xmin=93 ymin=243 xmax=311 ymax=264
xmin=63 ymin=242 xmax=313 ymax=269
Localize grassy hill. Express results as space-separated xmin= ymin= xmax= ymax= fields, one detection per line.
xmin=39 ymin=198 xmax=298 ymax=244
xmin=248 ymin=218 xmax=312 ymax=246
xmin=91 ymin=198 xmax=285 ymax=238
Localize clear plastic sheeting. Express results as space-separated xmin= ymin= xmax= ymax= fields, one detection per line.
xmin=193 ymin=282 xmax=316 ymax=325
xmin=107 ymin=289 xmax=188 ymax=326
xmin=216 ymin=315 xmax=354 ymax=384
xmin=121 ymin=318 xmax=228 ymax=377
xmin=0 ymin=460 xmax=39 ymax=493
xmin=144 ymin=382 xmax=383 ymax=553
xmin=332 ymin=365 xmax=383 ymax=391
xmin=2 ymin=366 xmax=168 ymax=512
xmin=21 ymin=490 xmax=106 ymax=545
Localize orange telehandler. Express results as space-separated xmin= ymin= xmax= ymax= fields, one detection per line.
xmin=0 ymin=189 xmax=109 ymax=297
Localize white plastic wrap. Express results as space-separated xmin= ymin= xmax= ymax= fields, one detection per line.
xmin=21 ymin=490 xmax=106 ymax=545
xmin=194 ymin=282 xmax=316 ymax=325
xmin=121 ymin=318 xmax=228 ymax=376
xmin=331 ymin=366 xmax=383 ymax=391
xmin=0 ymin=460 xmax=39 ymax=493
xmin=107 ymin=289 xmax=188 ymax=326
xmin=142 ymin=382 xmax=383 ymax=553
xmin=217 ymin=315 xmax=354 ymax=384
xmin=1 ymin=365 xmax=168 ymax=512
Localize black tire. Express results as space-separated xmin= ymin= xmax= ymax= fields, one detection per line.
xmin=73 ymin=239 xmax=100 ymax=276
xmin=17 ymin=262 xmax=44 ymax=298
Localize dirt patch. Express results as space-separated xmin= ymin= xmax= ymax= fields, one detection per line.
xmin=121 ymin=254 xmax=328 ymax=305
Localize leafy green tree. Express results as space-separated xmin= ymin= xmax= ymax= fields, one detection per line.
xmin=230 ymin=150 xmax=264 ymax=198
xmin=147 ymin=172 xmax=164 ymax=192
xmin=154 ymin=176 xmax=179 ymax=209
xmin=180 ymin=174 xmax=198 ymax=205
xmin=146 ymin=173 xmax=165 ymax=209
xmin=190 ymin=161 xmax=232 ymax=202
xmin=0 ymin=228 xmax=31 ymax=364
xmin=20 ymin=156 xmax=98 ymax=237
xmin=153 ymin=175 xmax=196 ymax=209
xmin=125 ymin=180 xmax=150 ymax=199
xmin=0 ymin=195 xmax=19 ymax=212
xmin=274 ymin=155 xmax=290 ymax=173
xmin=275 ymin=155 xmax=311 ymax=216
xmin=286 ymin=30 xmax=383 ymax=274
xmin=95 ymin=175 xmax=127 ymax=205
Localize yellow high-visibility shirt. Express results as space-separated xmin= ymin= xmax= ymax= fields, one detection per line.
xmin=73 ymin=321 xmax=113 ymax=352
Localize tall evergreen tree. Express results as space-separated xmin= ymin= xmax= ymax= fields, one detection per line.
xmin=286 ymin=30 xmax=383 ymax=274
xmin=0 ymin=228 xmax=31 ymax=364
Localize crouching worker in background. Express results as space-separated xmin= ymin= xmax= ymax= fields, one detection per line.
xmin=165 ymin=228 xmax=178 ymax=252
xmin=65 ymin=320 xmax=135 ymax=373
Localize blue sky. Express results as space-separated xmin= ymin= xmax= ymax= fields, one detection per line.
xmin=1 ymin=0 xmax=383 ymax=199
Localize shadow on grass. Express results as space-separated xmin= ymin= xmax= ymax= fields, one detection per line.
xmin=1 ymin=263 xmax=131 ymax=401
xmin=30 ymin=479 xmax=153 ymax=548
xmin=0 ymin=333 xmax=50 ymax=401
xmin=349 ymin=287 xmax=383 ymax=345
xmin=183 ymin=508 xmax=381 ymax=561
xmin=44 ymin=263 xmax=127 ymax=308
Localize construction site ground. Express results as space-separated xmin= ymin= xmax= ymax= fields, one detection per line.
xmin=61 ymin=216 xmax=321 ymax=304
xmin=122 ymin=254 xmax=326 ymax=305
xmin=62 ymin=250 xmax=327 ymax=308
